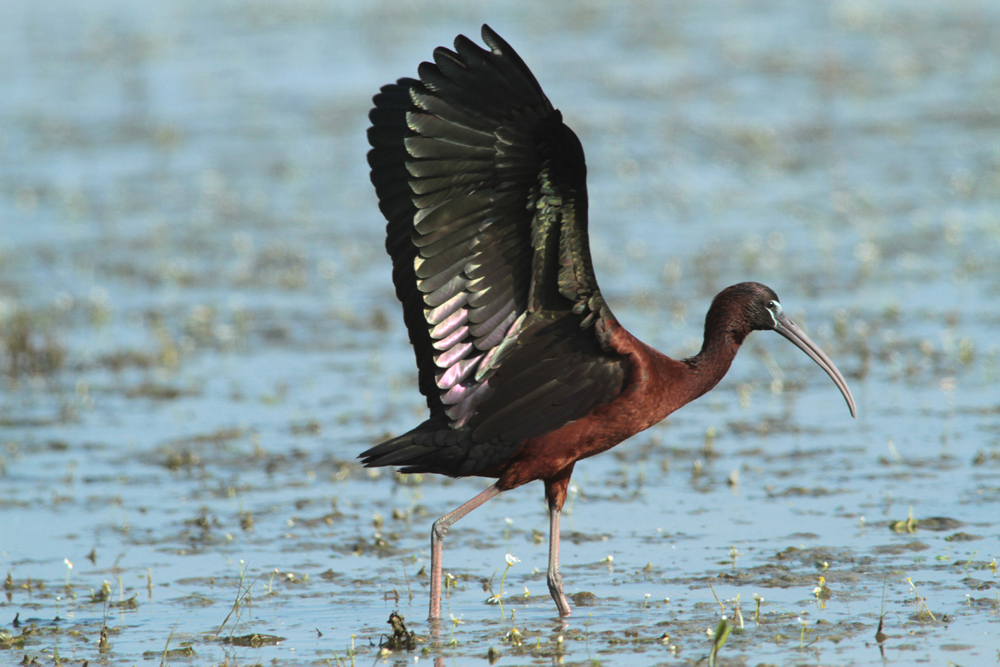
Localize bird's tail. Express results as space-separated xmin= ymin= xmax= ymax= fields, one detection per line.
xmin=359 ymin=433 xmax=430 ymax=470
xmin=359 ymin=423 xmax=469 ymax=476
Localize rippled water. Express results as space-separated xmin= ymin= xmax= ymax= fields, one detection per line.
xmin=2 ymin=1 xmax=999 ymax=665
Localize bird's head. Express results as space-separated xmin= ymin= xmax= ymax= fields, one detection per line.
xmin=710 ymin=282 xmax=857 ymax=418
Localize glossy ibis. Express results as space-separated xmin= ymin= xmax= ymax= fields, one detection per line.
xmin=362 ymin=25 xmax=856 ymax=620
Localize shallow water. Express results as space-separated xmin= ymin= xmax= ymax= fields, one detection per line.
xmin=2 ymin=0 xmax=999 ymax=665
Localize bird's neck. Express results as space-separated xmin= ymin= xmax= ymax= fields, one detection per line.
xmin=680 ymin=325 xmax=743 ymax=406
xmin=607 ymin=324 xmax=741 ymax=427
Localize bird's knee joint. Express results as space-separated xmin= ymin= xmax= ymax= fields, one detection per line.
xmin=431 ymin=519 xmax=449 ymax=542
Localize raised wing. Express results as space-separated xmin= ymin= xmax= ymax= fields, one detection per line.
xmin=366 ymin=26 xmax=626 ymax=472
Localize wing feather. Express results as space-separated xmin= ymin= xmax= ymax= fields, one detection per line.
xmin=363 ymin=25 xmax=626 ymax=477
xmin=425 ymin=291 xmax=468 ymax=325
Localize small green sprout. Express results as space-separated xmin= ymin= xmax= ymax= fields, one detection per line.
xmin=707 ymin=617 xmax=731 ymax=667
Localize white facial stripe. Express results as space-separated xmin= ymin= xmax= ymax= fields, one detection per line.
xmin=768 ymin=301 xmax=782 ymax=327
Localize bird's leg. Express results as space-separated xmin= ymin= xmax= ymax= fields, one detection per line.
xmin=547 ymin=504 xmax=571 ymax=617
xmin=429 ymin=483 xmax=501 ymax=620
xmin=544 ymin=465 xmax=575 ymax=617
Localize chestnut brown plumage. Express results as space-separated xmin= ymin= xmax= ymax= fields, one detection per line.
xmin=362 ymin=25 xmax=856 ymax=620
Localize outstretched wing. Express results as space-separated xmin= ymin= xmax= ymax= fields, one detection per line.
xmin=366 ymin=26 xmax=625 ymax=469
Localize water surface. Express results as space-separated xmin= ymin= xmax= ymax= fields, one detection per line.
xmin=2 ymin=0 xmax=999 ymax=665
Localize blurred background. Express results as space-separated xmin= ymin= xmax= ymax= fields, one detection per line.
xmin=1 ymin=1 xmax=998 ymax=664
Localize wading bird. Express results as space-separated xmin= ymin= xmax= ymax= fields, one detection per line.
xmin=362 ymin=25 xmax=856 ymax=620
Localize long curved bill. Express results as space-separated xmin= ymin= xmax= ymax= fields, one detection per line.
xmin=773 ymin=311 xmax=857 ymax=418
